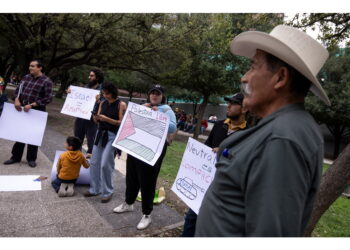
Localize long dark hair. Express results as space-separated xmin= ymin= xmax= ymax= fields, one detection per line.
xmin=102 ymin=83 xmax=119 ymax=99
xmin=90 ymin=68 xmax=104 ymax=84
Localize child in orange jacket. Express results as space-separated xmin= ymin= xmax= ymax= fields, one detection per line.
xmin=51 ymin=136 xmax=90 ymax=197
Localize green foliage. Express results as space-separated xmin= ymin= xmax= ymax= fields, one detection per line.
xmin=306 ymin=47 xmax=350 ymax=126
xmin=291 ymin=13 xmax=350 ymax=49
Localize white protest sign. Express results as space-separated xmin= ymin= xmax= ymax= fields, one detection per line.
xmin=61 ymin=86 xmax=100 ymax=120
xmin=0 ymin=102 xmax=48 ymax=146
xmin=112 ymin=102 xmax=169 ymax=166
xmin=0 ymin=175 xmax=41 ymax=191
xmin=171 ymin=137 xmax=217 ymax=214
xmin=50 ymin=150 xmax=91 ymax=185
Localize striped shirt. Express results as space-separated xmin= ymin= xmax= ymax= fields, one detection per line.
xmin=15 ymin=74 xmax=53 ymax=106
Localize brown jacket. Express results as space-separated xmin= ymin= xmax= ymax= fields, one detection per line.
xmin=57 ymin=150 xmax=89 ymax=180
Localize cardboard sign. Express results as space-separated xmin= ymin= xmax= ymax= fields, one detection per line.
xmin=171 ymin=138 xmax=217 ymax=214
xmin=61 ymin=86 xmax=100 ymax=120
xmin=0 ymin=102 xmax=47 ymax=146
xmin=112 ymin=102 xmax=169 ymax=166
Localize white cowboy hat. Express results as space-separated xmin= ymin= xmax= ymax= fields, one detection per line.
xmin=230 ymin=25 xmax=330 ymax=106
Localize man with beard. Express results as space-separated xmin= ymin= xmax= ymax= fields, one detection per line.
xmin=181 ymin=92 xmax=247 ymax=237
xmin=73 ymin=69 xmax=104 ymax=158
xmin=3 ymin=59 xmax=53 ymax=168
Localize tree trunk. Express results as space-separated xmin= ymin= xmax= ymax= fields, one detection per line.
xmin=304 ymin=143 xmax=350 ymax=236
xmin=193 ymin=95 xmax=209 ymax=139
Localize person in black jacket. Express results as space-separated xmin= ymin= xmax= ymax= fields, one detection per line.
xmin=181 ymin=92 xmax=247 ymax=237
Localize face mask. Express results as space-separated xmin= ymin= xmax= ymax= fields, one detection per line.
xmin=240 ymin=83 xmax=252 ymax=96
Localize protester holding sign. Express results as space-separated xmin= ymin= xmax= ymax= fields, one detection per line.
xmin=72 ymin=69 xmax=104 ymax=159
xmin=181 ymin=92 xmax=247 ymax=237
xmin=113 ymin=84 xmax=176 ymax=230
xmin=3 ymin=59 xmax=53 ymax=168
xmin=84 ymin=83 xmax=126 ymax=203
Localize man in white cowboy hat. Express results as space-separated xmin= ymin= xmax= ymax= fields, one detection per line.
xmin=195 ymin=25 xmax=330 ymax=237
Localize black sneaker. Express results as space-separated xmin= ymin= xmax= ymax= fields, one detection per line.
xmin=28 ymin=161 xmax=37 ymax=168
xmin=84 ymin=191 xmax=98 ymax=197
xmin=101 ymin=194 xmax=113 ymax=203
xmin=3 ymin=159 xmax=20 ymax=165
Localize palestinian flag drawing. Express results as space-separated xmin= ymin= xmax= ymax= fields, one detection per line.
xmin=113 ymin=102 xmax=169 ymax=166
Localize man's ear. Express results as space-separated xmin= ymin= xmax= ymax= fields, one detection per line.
xmin=274 ymin=67 xmax=289 ymax=90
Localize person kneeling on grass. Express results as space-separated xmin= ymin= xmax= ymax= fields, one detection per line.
xmin=51 ymin=136 xmax=90 ymax=197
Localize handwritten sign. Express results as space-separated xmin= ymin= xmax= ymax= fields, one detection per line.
xmin=171 ymin=138 xmax=217 ymax=214
xmin=61 ymin=86 xmax=100 ymax=120
xmin=112 ymin=102 xmax=169 ymax=166
xmin=0 ymin=102 xmax=47 ymax=146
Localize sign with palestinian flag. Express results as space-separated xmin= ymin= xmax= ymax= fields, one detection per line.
xmin=112 ymin=102 xmax=169 ymax=166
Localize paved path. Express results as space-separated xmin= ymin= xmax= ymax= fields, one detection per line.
xmin=0 ymin=126 xmax=184 ymax=237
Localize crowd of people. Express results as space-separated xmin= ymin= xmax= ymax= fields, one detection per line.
xmin=0 ymin=24 xmax=339 ymax=236
xmin=174 ymin=109 xmax=209 ymax=135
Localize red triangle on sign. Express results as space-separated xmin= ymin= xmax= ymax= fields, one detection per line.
xmin=116 ymin=112 xmax=136 ymax=143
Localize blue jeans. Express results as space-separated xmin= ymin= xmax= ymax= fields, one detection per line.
xmin=89 ymin=131 xmax=116 ymax=197
xmin=51 ymin=177 xmax=77 ymax=193
xmin=181 ymin=208 xmax=197 ymax=237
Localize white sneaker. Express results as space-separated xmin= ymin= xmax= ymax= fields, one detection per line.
xmin=137 ymin=214 xmax=151 ymax=230
xmin=113 ymin=202 xmax=134 ymax=213
xmin=58 ymin=183 xmax=68 ymax=197
xmin=66 ymin=183 xmax=75 ymax=197
xmin=342 ymin=185 xmax=350 ymax=198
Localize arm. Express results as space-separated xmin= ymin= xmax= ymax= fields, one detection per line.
xmin=82 ymin=157 xmax=90 ymax=168
xmin=244 ymin=138 xmax=311 ymax=236
xmin=14 ymin=81 xmax=23 ymax=111
xmin=93 ymin=101 xmax=103 ymax=123
xmin=165 ymin=108 xmax=177 ymax=134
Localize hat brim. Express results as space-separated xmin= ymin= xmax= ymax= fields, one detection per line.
xmin=230 ymin=31 xmax=330 ymax=106
xmin=224 ymin=97 xmax=241 ymax=105
xmin=148 ymin=88 xmax=163 ymax=95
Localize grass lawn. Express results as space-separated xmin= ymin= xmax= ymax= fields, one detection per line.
xmin=161 ymin=146 xmax=350 ymax=237
xmin=159 ymin=140 xmax=187 ymax=181
xmin=313 ymin=164 xmax=350 ymax=237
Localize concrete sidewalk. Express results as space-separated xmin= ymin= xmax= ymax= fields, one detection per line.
xmin=0 ymin=135 xmax=183 ymax=237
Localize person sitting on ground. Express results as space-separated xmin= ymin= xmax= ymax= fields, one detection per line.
xmin=184 ymin=113 xmax=193 ymax=131
xmin=51 ymin=136 xmax=90 ymax=197
xmin=200 ymin=119 xmax=208 ymax=134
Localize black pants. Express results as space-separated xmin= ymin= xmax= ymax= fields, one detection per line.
xmin=125 ymin=143 xmax=168 ymax=215
xmin=181 ymin=208 xmax=197 ymax=237
xmin=10 ymin=105 xmax=46 ymax=162
xmin=51 ymin=177 xmax=77 ymax=193
xmin=74 ymin=118 xmax=97 ymax=154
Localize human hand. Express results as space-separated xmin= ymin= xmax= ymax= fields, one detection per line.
xmin=95 ymin=94 xmax=100 ymax=102
xmin=143 ymin=103 xmax=151 ymax=108
xmin=98 ymin=114 xmax=108 ymax=122
xmin=14 ymin=98 xmax=22 ymax=111
xmin=23 ymin=104 xmax=32 ymax=112
xmin=151 ymin=106 xmax=158 ymax=111
xmin=212 ymin=147 xmax=219 ymax=153
xmin=66 ymin=88 xmax=71 ymax=94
